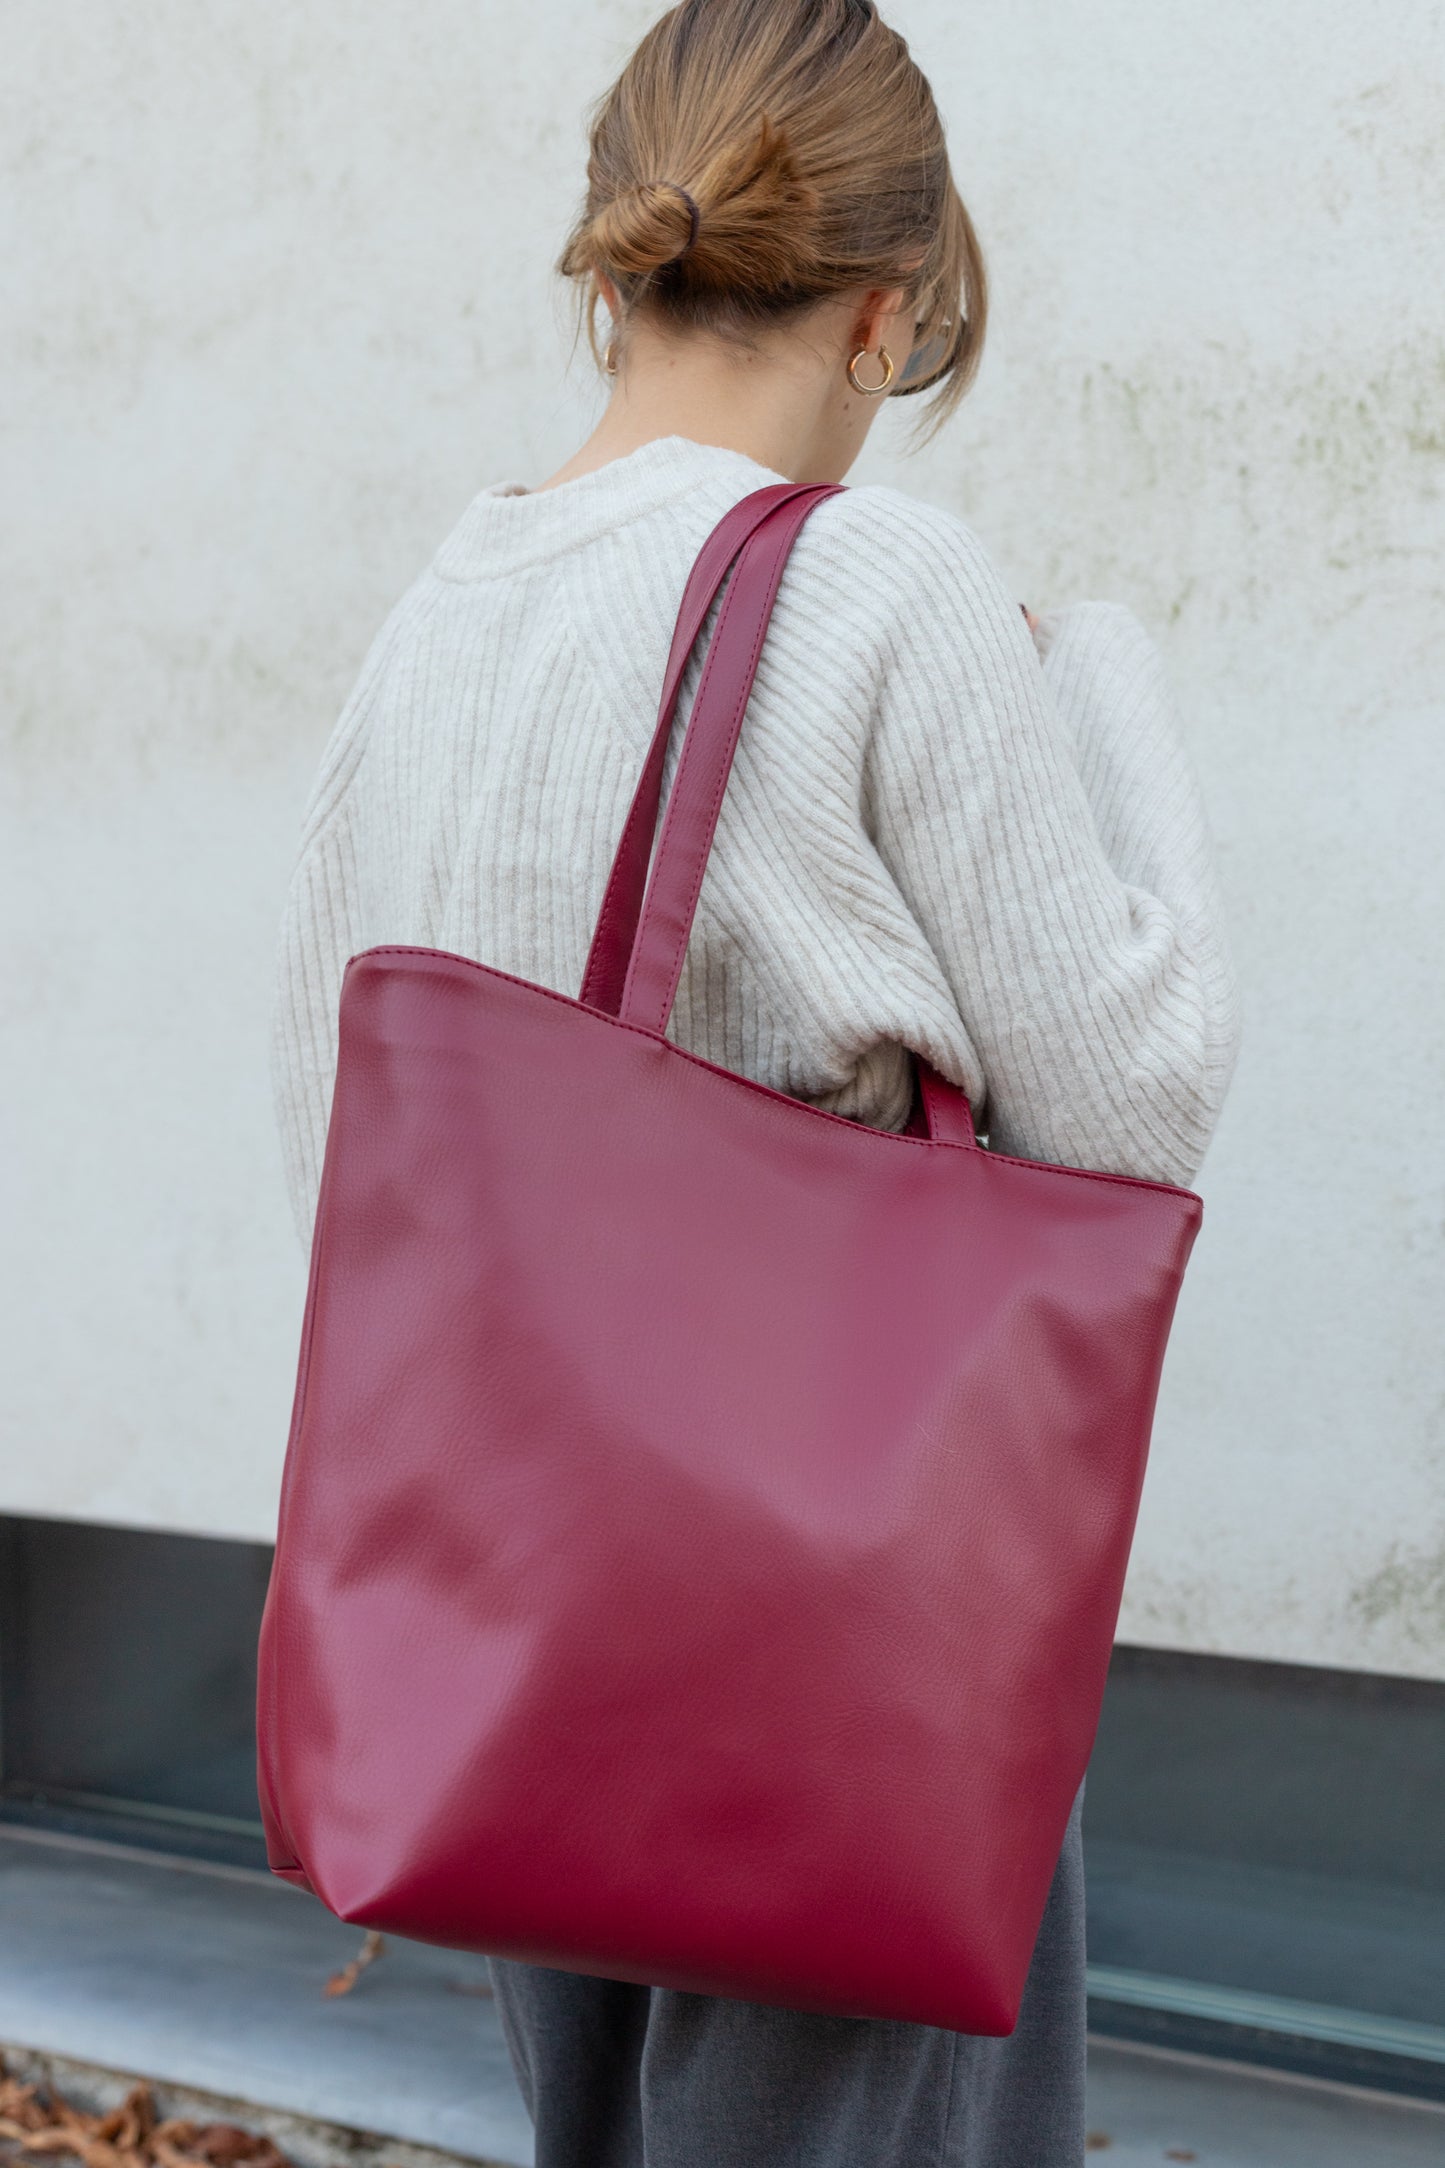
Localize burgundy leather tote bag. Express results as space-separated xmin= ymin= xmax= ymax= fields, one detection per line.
xmin=258 ymin=482 xmax=1202 ymax=2034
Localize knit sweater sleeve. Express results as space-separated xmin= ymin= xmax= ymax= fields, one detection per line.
xmin=270 ymin=571 xmax=440 ymax=1248
xmin=862 ymin=507 xmax=1240 ymax=1187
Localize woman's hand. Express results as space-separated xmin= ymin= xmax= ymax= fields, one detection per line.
xmin=1020 ymin=603 xmax=1040 ymax=635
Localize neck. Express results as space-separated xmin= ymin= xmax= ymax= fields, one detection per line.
xmin=538 ymin=323 xmax=869 ymax=492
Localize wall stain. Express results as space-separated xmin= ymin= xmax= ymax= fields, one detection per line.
xmin=1349 ymin=1541 xmax=1445 ymax=1653
xmin=950 ymin=328 xmax=1445 ymax=654
xmin=1334 ymin=74 xmax=1445 ymax=189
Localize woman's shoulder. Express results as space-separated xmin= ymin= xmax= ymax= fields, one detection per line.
xmin=801 ymin=483 xmax=1160 ymax=679
xmin=792 ymin=480 xmax=1025 ymax=639
xmin=820 ymin=477 xmax=995 ymax=555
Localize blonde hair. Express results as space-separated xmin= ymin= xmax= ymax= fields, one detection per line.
xmin=558 ymin=0 xmax=987 ymax=427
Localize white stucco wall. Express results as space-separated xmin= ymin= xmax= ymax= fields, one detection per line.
xmin=4 ymin=2 xmax=1443 ymax=1677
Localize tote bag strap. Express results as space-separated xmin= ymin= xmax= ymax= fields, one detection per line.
xmin=587 ymin=481 xmax=976 ymax=1148
xmin=616 ymin=486 xmax=838 ymax=1033
xmin=579 ymin=483 xmax=828 ymax=1016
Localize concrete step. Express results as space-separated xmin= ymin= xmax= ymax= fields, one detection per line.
xmin=0 ymin=1826 xmax=530 ymax=2165
xmin=1086 ymin=2037 xmax=1445 ymax=2164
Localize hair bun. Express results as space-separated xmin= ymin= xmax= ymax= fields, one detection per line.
xmin=581 ymin=117 xmax=821 ymax=295
xmin=589 ymin=181 xmax=704 ymax=279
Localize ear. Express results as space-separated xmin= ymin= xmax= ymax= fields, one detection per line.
xmin=851 ymin=286 xmax=910 ymax=353
xmin=595 ymin=271 xmax=621 ymax=318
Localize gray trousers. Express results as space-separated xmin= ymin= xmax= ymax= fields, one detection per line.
xmin=488 ymin=1786 xmax=1086 ymax=2168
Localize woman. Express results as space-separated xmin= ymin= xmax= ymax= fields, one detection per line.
xmin=272 ymin=0 xmax=1240 ymax=2160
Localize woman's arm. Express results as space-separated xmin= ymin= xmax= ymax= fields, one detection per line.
xmin=270 ymin=794 xmax=367 ymax=1251
xmin=270 ymin=571 xmax=442 ymax=1248
xmin=864 ymin=516 xmax=1241 ymax=1187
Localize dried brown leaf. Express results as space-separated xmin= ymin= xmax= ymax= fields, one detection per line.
xmin=96 ymin=2087 xmax=155 ymax=2152
xmin=151 ymin=2139 xmax=204 ymax=2168
xmin=19 ymin=2137 xmax=129 ymax=2168
xmin=187 ymin=2134 xmax=249 ymax=2165
xmin=189 ymin=2129 xmax=286 ymax=2168
xmin=0 ymin=2063 xmax=294 ymax=2168
xmin=324 ymin=1930 xmax=385 ymax=1998
xmin=0 ymin=2088 xmax=48 ymax=2135
xmin=76 ymin=2143 xmax=132 ymax=2168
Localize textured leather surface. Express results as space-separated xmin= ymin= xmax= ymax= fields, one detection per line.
xmin=257 ymin=486 xmax=1202 ymax=2035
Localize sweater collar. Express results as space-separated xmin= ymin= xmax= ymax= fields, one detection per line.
xmin=432 ymin=435 xmax=786 ymax=580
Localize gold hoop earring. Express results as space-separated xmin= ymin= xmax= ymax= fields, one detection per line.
xmin=604 ymin=338 xmax=619 ymax=377
xmin=846 ymin=345 xmax=894 ymax=397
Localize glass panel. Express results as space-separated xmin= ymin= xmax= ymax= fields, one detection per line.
xmin=0 ymin=1516 xmax=271 ymax=1829
xmin=1086 ymin=1646 xmax=1445 ymax=2051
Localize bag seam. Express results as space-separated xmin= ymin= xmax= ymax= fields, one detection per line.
xmin=349 ymin=945 xmax=1202 ymax=1207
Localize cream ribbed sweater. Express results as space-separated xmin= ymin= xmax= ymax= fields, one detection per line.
xmin=272 ymin=435 xmax=1239 ymax=1244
